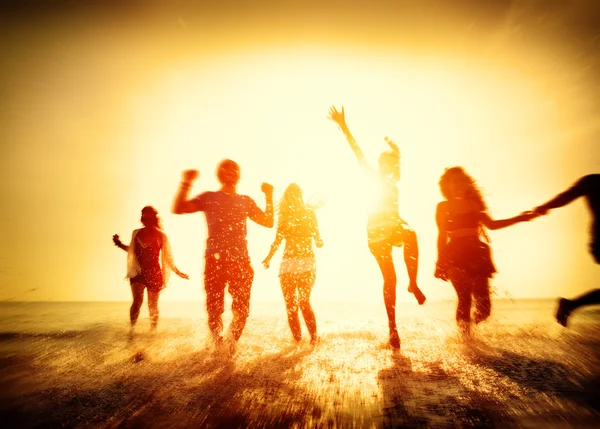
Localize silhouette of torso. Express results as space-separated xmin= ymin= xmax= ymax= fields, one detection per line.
xmin=132 ymin=229 xmax=163 ymax=289
xmin=367 ymin=177 xmax=403 ymax=235
xmin=192 ymin=191 xmax=260 ymax=259
xmin=279 ymin=210 xmax=318 ymax=260
xmin=446 ymin=211 xmax=480 ymax=232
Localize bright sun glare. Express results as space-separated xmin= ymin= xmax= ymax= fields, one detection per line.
xmin=115 ymin=48 xmax=582 ymax=303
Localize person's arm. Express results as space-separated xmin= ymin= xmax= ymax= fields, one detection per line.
xmin=248 ymin=183 xmax=274 ymax=228
xmin=112 ymin=234 xmax=129 ymax=252
xmin=328 ymin=105 xmax=371 ymax=171
xmin=435 ymin=203 xmax=448 ymax=257
xmin=480 ymin=210 xmax=536 ymax=230
xmin=262 ymin=228 xmax=284 ymax=269
xmin=312 ymin=211 xmax=324 ymax=248
xmin=161 ymin=233 xmax=189 ymax=279
xmin=434 ymin=202 xmax=449 ymax=280
xmin=535 ymin=176 xmax=588 ymax=215
xmin=172 ymin=170 xmax=201 ymax=214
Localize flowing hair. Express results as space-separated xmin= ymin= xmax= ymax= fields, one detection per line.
xmin=439 ymin=167 xmax=490 ymax=242
xmin=277 ymin=183 xmax=313 ymax=233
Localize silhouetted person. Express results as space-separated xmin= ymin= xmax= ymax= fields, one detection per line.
xmin=533 ymin=174 xmax=600 ymax=327
xmin=328 ymin=105 xmax=425 ymax=349
xmin=172 ymin=160 xmax=274 ymax=348
xmin=113 ymin=206 xmax=189 ymax=331
xmin=435 ymin=167 xmax=535 ymax=335
xmin=262 ymin=184 xmax=324 ymax=344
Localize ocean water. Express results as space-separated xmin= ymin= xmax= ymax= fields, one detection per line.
xmin=1 ymin=299 xmax=599 ymax=428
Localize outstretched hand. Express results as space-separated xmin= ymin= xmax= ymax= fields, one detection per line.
xmin=112 ymin=234 xmax=122 ymax=247
xmin=384 ymin=136 xmax=399 ymax=154
xmin=518 ymin=210 xmax=539 ymax=222
xmin=177 ymin=271 xmax=190 ymax=280
xmin=181 ymin=169 xmax=199 ymax=183
xmin=327 ymin=105 xmax=346 ymax=127
xmin=261 ymin=182 xmax=274 ymax=196
xmin=533 ymin=205 xmax=549 ymax=216
xmin=262 ymin=258 xmax=270 ymax=269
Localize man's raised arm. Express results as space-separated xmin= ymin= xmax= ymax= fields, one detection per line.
xmin=248 ymin=183 xmax=274 ymax=228
xmin=172 ymin=169 xmax=200 ymax=214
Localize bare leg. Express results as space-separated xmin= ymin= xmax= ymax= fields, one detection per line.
xmin=147 ymin=289 xmax=161 ymax=331
xmin=298 ymin=272 xmax=317 ymax=343
xmin=228 ymin=264 xmax=254 ymax=342
xmin=473 ymin=277 xmax=491 ymax=324
xmin=130 ymin=282 xmax=145 ymax=326
xmin=403 ymin=228 xmax=426 ymax=305
xmin=373 ymin=251 xmax=400 ymax=348
xmin=450 ymin=270 xmax=473 ymax=335
xmin=281 ymin=275 xmax=302 ymax=341
xmin=556 ymin=289 xmax=600 ymax=327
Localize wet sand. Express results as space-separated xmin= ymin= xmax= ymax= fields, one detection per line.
xmin=0 ymin=300 xmax=599 ymax=428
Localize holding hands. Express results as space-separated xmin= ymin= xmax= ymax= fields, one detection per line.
xmin=533 ymin=205 xmax=550 ymax=216
xmin=517 ymin=210 xmax=539 ymax=222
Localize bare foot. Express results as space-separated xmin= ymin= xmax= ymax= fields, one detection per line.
xmin=408 ymin=282 xmax=426 ymax=305
xmin=389 ymin=327 xmax=401 ymax=349
xmin=556 ymin=298 xmax=572 ymax=327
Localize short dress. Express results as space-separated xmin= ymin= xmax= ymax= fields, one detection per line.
xmin=130 ymin=235 xmax=164 ymax=292
xmin=437 ymin=211 xmax=496 ymax=279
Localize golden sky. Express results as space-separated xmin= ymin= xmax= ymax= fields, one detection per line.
xmin=1 ymin=0 xmax=599 ymax=302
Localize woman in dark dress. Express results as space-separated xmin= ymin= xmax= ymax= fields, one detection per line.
xmin=113 ymin=206 xmax=188 ymax=331
xmin=435 ymin=167 xmax=535 ymax=335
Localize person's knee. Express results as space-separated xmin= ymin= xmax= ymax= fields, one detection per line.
xmin=131 ymin=297 xmax=143 ymax=309
xmin=299 ymin=299 xmax=312 ymax=312
xmin=286 ymin=302 xmax=299 ymax=314
xmin=404 ymin=228 xmax=417 ymax=244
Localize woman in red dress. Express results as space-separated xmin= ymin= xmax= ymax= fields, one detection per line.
xmin=113 ymin=206 xmax=188 ymax=331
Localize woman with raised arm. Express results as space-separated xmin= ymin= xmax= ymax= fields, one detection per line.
xmin=263 ymin=184 xmax=324 ymax=344
xmin=328 ymin=105 xmax=425 ymax=349
xmin=435 ymin=167 xmax=536 ymax=335
xmin=113 ymin=206 xmax=188 ymax=332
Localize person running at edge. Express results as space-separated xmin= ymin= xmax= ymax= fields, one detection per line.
xmin=263 ymin=183 xmax=324 ymax=345
xmin=435 ymin=167 xmax=536 ymax=336
xmin=328 ymin=105 xmax=426 ymax=349
xmin=172 ymin=160 xmax=274 ymax=349
xmin=533 ymin=174 xmax=600 ymax=327
xmin=113 ymin=206 xmax=189 ymax=332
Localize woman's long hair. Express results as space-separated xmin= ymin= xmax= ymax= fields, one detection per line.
xmin=277 ymin=184 xmax=313 ymax=233
xmin=439 ymin=167 xmax=490 ymax=241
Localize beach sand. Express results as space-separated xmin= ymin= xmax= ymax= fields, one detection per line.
xmin=0 ymin=300 xmax=599 ymax=428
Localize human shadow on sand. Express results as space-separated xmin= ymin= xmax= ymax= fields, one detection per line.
xmin=1 ymin=343 xmax=320 ymax=429
xmin=377 ymin=351 xmax=516 ymax=428
xmin=464 ymin=344 xmax=600 ymax=415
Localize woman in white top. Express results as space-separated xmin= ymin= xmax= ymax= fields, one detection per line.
xmin=263 ymin=184 xmax=323 ymax=344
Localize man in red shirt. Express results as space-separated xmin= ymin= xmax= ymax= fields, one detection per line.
xmin=172 ymin=159 xmax=274 ymax=346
